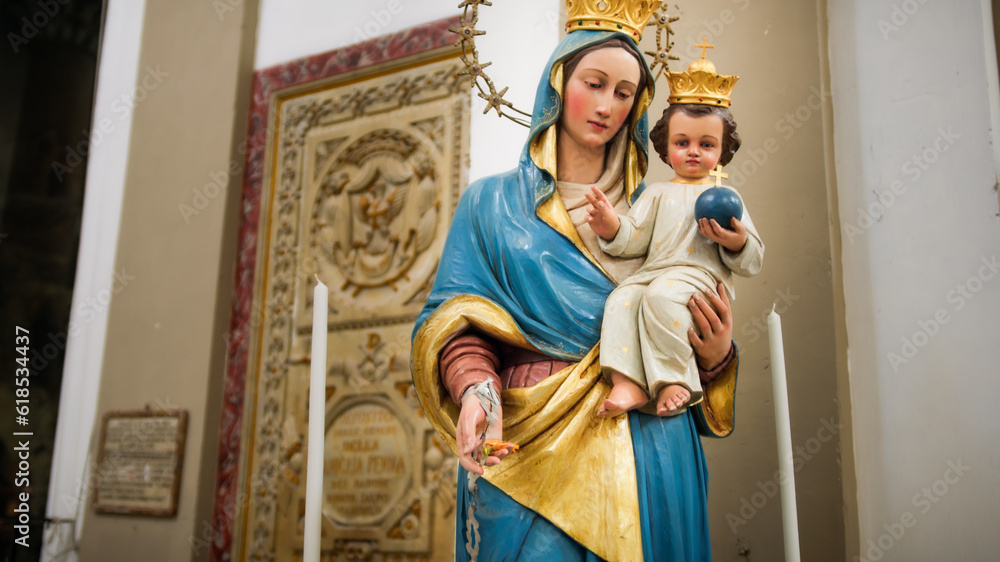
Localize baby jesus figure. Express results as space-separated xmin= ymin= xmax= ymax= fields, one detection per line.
xmin=586 ymin=65 xmax=764 ymax=418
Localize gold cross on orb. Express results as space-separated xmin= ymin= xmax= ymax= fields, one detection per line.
xmin=695 ymin=37 xmax=715 ymax=59
xmin=709 ymin=164 xmax=728 ymax=187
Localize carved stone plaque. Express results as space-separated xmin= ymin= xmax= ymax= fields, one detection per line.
xmin=234 ymin=46 xmax=468 ymax=562
xmin=325 ymin=400 xmax=411 ymax=525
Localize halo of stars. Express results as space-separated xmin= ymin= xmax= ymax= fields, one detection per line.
xmin=451 ymin=0 xmax=532 ymax=127
xmin=453 ymin=2 xmax=683 ymax=127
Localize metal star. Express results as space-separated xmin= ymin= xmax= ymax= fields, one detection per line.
xmin=457 ymin=53 xmax=492 ymax=79
xmin=645 ymin=46 xmax=680 ymax=75
xmin=478 ymin=84 xmax=512 ymax=117
xmin=449 ymin=10 xmax=484 ymax=46
xmin=449 ymin=21 xmax=485 ymax=44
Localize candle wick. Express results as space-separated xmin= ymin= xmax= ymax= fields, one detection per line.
xmin=771 ymin=303 xmax=777 ymax=314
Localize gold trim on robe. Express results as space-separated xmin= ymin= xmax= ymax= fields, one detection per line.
xmin=700 ymin=351 xmax=739 ymax=437
xmin=528 ymin=64 xmax=563 ymax=183
xmin=670 ymin=177 xmax=714 ymax=185
xmin=411 ymin=295 xmax=642 ymax=562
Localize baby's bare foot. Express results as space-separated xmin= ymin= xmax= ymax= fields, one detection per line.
xmin=656 ymin=384 xmax=691 ymax=416
xmin=598 ymin=377 xmax=648 ymax=418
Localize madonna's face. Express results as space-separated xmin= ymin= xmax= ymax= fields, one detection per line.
xmin=559 ymin=47 xmax=641 ymax=152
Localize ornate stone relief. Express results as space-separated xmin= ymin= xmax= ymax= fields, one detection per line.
xmin=238 ymin=53 xmax=468 ymax=561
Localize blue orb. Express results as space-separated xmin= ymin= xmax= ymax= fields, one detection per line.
xmin=695 ymin=187 xmax=743 ymax=229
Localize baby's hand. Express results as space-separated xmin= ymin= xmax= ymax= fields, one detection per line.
xmin=698 ymin=217 xmax=747 ymax=253
xmin=585 ymin=186 xmax=621 ymax=241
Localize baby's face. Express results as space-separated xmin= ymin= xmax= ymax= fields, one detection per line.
xmin=665 ymin=112 xmax=724 ymax=181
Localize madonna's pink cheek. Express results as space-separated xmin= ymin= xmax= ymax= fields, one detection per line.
xmin=563 ymin=87 xmax=586 ymax=120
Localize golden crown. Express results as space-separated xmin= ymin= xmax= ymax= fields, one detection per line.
xmin=564 ymin=0 xmax=662 ymax=41
xmin=666 ymin=39 xmax=739 ymax=107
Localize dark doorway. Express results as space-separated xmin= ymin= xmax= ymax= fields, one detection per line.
xmin=0 ymin=0 xmax=105 ymax=559
xmin=994 ymin=0 xmax=1000 ymax=81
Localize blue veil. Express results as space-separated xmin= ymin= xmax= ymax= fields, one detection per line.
xmin=413 ymin=29 xmax=654 ymax=360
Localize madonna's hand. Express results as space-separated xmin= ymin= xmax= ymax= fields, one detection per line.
xmin=688 ymin=282 xmax=734 ymax=370
xmin=456 ymin=390 xmax=509 ymax=475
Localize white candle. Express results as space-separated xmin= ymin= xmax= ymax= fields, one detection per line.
xmin=768 ymin=305 xmax=801 ymax=562
xmin=304 ymin=276 xmax=328 ymax=562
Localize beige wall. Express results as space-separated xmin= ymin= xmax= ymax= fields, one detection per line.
xmin=642 ymin=1 xmax=851 ymax=560
xmin=829 ymin=0 xmax=1000 ymax=560
xmin=77 ymin=1 xmax=258 ymax=560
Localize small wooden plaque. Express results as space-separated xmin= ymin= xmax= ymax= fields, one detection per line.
xmin=92 ymin=409 xmax=188 ymax=516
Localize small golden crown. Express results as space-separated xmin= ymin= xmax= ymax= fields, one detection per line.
xmin=564 ymin=0 xmax=662 ymax=41
xmin=666 ymin=38 xmax=739 ymax=107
